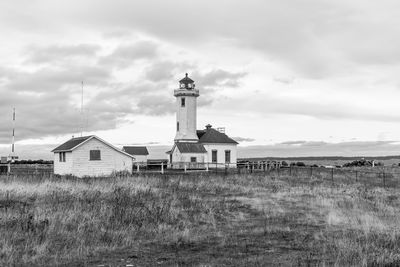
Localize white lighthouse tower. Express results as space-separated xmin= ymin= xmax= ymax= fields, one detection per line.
xmin=168 ymin=73 xmax=238 ymax=168
xmin=174 ymin=73 xmax=199 ymax=142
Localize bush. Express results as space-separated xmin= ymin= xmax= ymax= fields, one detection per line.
xmin=296 ymin=162 xmax=306 ymax=167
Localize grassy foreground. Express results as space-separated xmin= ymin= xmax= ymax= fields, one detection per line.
xmin=1 ymin=173 xmax=400 ymax=266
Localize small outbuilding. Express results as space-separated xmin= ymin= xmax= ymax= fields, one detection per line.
xmin=122 ymin=146 xmax=149 ymax=164
xmin=52 ymin=135 xmax=135 ymax=177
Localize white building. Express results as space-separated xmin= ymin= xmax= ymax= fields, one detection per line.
xmin=52 ymin=135 xmax=134 ymax=177
xmin=122 ymin=146 xmax=149 ymax=164
xmin=168 ymin=74 xmax=238 ymax=168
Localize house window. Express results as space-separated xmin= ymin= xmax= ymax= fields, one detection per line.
xmin=177 ymin=122 xmax=179 ymax=131
xmin=59 ymin=152 xmax=66 ymax=162
xmin=212 ymin=150 xmax=217 ymax=163
xmin=190 ymin=157 xmax=196 ymax=162
xmin=90 ymin=150 xmax=101 ymax=161
xmin=225 ymin=150 xmax=231 ymax=163
xmin=181 ymin=98 xmax=185 ymax=107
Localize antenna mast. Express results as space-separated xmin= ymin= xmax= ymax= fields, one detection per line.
xmin=81 ymin=81 xmax=84 ymax=137
xmin=10 ymin=108 xmax=15 ymax=162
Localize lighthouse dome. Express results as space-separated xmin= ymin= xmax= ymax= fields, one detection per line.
xmin=179 ymin=73 xmax=195 ymax=89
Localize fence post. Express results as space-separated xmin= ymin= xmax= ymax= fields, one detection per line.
xmin=383 ymin=171 xmax=386 ymax=187
xmin=184 ymin=163 xmax=187 ymax=173
xmin=206 ymin=162 xmax=209 ymax=171
xmin=161 ymin=162 xmax=164 ymax=174
xmin=136 ymin=164 xmax=140 ymax=173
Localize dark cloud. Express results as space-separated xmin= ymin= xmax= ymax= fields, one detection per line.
xmin=145 ymin=61 xmax=193 ymax=82
xmin=25 ymin=44 xmax=101 ymax=63
xmin=2 ymin=1 xmax=400 ymax=79
xmin=135 ymin=95 xmax=175 ymax=115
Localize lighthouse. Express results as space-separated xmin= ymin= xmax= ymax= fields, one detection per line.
xmin=174 ymin=73 xmax=199 ymax=142
xmin=168 ymin=73 xmax=238 ymax=168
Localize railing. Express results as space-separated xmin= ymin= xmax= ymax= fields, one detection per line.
xmin=133 ymin=161 xmax=283 ymax=174
xmin=3 ymin=162 xmax=400 ymax=189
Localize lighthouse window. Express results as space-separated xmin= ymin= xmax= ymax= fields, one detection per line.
xmin=177 ymin=122 xmax=179 ymax=131
xmin=181 ymin=98 xmax=185 ymax=107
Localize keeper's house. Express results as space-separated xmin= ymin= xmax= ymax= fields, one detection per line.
xmin=52 ymin=135 xmax=135 ymax=177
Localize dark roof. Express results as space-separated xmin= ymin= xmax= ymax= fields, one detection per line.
xmin=197 ymin=128 xmax=238 ymax=144
xmin=179 ymin=73 xmax=194 ymax=84
xmin=51 ymin=136 xmax=92 ymax=152
xmin=122 ymin=146 xmax=149 ymax=156
xmin=175 ymin=142 xmax=207 ymax=153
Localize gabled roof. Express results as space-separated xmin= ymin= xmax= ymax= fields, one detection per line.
xmin=197 ymin=128 xmax=238 ymax=144
xmin=175 ymin=142 xmax=207 ymax=153
xmin=122 ymin=146 xmax=149 ymax=156
xmin=52 ymin=136 xmax=92 ymax=152
xmin=51 ymin=135 xmax=135 ymax=158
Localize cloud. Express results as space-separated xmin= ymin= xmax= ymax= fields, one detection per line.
xmin=2 ymin=0 xmax=400 ymax=79
xmin=238 ymin=140 xmax=400 ymax=158
xmin=221 ymin=93 xmax=400 ymax=123
xmin=196 ymin=69 xmax=247 ymax=88
xmin=273 ymin=76 xmax=295 ymax=84
xmin=280 ymin=140 xmax=307 ymax=145
xmin=232 ymin=137 xmax=255 ymax=142
xmin=25 ymin=44 xmax=101 ymax=64
xmin=98 ymin=41 xmax=158 ymax=69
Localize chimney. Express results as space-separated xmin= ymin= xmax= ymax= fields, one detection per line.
xmin=205 ymin=124 xmax=212 ymax=130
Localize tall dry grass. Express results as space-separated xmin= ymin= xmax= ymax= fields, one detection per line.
xmin=1 ymin=172 xmax=400 ymax=266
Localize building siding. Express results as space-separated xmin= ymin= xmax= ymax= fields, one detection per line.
xmin=53 ymin=138 xmax=133 ymax=177
xmin=171 ymin=146 xmax=206 ymax=169
xmin=53 ymin=151 xmax=73 ymax=175
xmin=133 ymin=155 xmax=147 ymax=164
xmin=202 ymin=143 xmax=237 ymax=166
xmin=175 ymin=96 xmax=198 ymax=140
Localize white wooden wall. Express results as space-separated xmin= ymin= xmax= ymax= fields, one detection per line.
xmin=53 ymin=138 xmax=133 ymax=177
xmin=72 ymin=138 xmax=133 ymax=177
xmin=202 ymin=143 xmax=237 ymax=165
xmin=53 ymin=151 xmax=73 ymax=175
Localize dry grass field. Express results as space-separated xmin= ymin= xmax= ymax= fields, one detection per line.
xmin=1 ymin=172 xmax=400 ymax=266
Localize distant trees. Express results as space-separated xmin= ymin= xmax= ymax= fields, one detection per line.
xmin=290 ymin=162 xmax=306 ymax=167
xmin=342 ymin=159 xmax=383 ymax=167
xmin=12 ymin=159 xmax=53 ymax=165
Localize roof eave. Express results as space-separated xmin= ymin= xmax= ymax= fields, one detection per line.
xmin=51 ymin=149 xmax=73 ymax=153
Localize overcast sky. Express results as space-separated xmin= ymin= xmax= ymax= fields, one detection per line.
xmin=1 ymin=0 xmax=400 ymax=159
